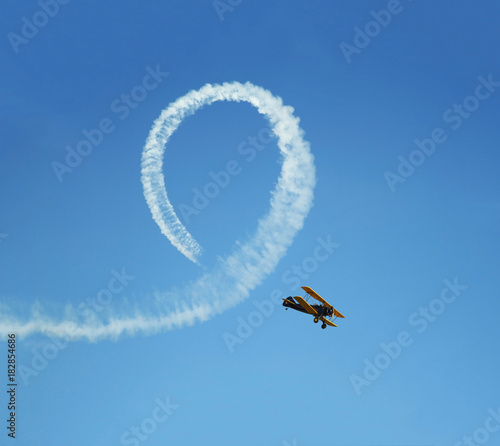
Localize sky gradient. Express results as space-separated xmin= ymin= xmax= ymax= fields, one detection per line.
xmin=1 ymin=1 xmax=500 ymax=445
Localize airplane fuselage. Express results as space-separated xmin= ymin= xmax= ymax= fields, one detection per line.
xmin=282 ymin=296 xmax=332 ymax=317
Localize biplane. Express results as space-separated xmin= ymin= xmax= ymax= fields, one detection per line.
xmin=282 ymin=286 xmax=345 ymax=329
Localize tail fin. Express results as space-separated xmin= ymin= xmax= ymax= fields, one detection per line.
xmin=282 ymin=296 xmax=296 ymax=306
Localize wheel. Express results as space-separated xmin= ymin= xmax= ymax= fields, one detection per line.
xmin=321 ymin=323 xmax=326 ymax=329
xmin=314 ymin=318 xmax=319 ymax=323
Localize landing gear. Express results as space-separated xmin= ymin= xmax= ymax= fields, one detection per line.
xmin=314 ymin=318 xmax=319 ymax=323
xmin=321 ymin=323 xmax=326 ymax=329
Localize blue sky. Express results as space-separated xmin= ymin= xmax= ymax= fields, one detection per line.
xmin=1 ymin=1 xmax=500 ymax=445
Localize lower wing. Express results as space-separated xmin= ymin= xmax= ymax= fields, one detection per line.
xmin=320 ymin=317 xmax=337 ymax=327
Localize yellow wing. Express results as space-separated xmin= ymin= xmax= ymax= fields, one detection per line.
xmin=294 ymin=296 xmax=318 ymax=316
xmin=320 ymin=316 xmax=337 ymax=327
xmin=301 ymin=286 xmax=331 ymax=307
xmin=333 ymin=308 xmax=346 ymax=319
xmin=302 ymin=286 xmax=345 ymax=318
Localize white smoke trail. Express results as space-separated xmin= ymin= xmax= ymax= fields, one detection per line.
xmin=0 ymin=82 xmax=315 ymax=341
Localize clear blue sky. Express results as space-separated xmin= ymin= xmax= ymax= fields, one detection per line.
xmin=1 ymin=1 xmax=500 ymax=445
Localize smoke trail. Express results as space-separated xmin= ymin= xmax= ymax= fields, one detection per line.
xmin=0 ymin=82 xmax=315 ymax=341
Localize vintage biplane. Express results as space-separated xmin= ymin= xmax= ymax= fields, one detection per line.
xmin=282 ymin=286 xmax=345 ymax=329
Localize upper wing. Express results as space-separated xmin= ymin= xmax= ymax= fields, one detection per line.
xmin=294 ymin=296 xmax=318 ymax=316
xmin=333 ymin=308 xmax=345 ymax=319
xmin=301 ymin=286 xmax=332 ymax=307
xmin=302 ymin=286 xmax=345 ymax=318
